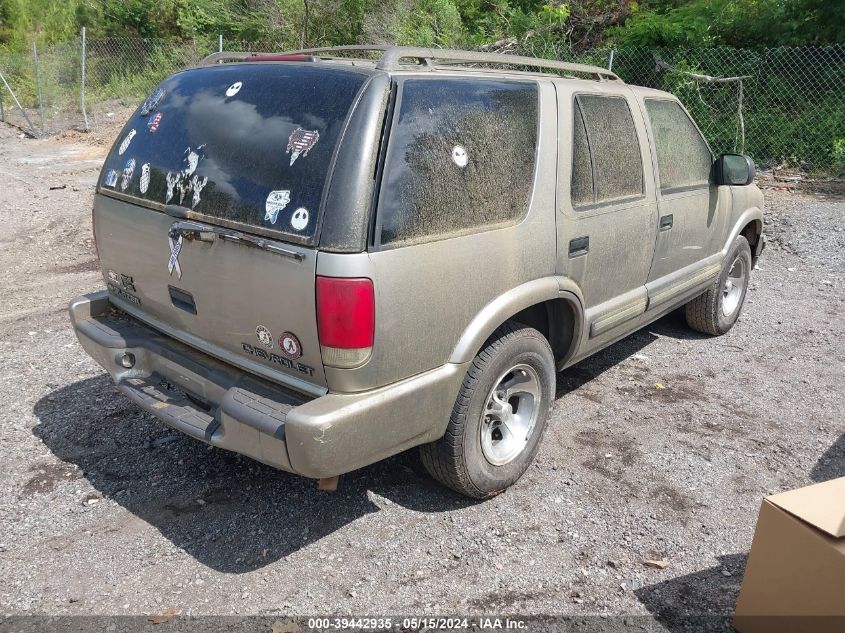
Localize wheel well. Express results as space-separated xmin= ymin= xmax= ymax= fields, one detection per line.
xmin=741 ymin=219 xmax=762 ymax=252
xmin=511 ymin=299 xmax=578 ymax=364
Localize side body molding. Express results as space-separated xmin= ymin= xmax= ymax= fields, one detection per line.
xmin=449 ymin=276 xmax=585 ymax=365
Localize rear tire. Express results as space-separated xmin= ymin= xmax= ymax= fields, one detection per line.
xmin=420 ymin=322 xmax=555 ymax=499
xmin=686 ymin=235 xmax=752 ymax=336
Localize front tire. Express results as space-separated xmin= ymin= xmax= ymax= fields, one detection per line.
xmin=420 ymin=322 xmax=555 ymax=499
xmin=686 ymin=235 xmax=752 ymax=336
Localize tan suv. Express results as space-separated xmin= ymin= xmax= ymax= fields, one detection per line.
xmin=70 ymin=46 xmax=765 ymax=498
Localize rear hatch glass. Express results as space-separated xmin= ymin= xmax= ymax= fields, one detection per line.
xmin=94 ymin=63 xmax=370 ymax=394
xmin=99 ymin=63 xmax=368 ymax=242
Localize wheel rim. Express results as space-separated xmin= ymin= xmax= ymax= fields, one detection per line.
xmin=480 ymin=363 xmax=542 ymax=466
xmin=721 ymin=256 xmax=747 ymax=317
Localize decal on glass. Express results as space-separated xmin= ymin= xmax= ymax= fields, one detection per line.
xmin=255 ymin=325 xmax=274 ymax=349
xmin=140 ymin=87 xmax=165 ymax=116
xmin=225 ymin=81 xmax=242 ymax=97
xmin=103 ymin=169 xmax=119 ymax=188
xmin=120 ymin=158 xmax=136 ymax=191
xmin=265 ymin=190 xmax=291 ymax=224
xmin=118 ymin=129 xmax=136 ymax=156
xmin=139 ymin=163 xmax=151 ymax=194
xmin=147 ymin=112 xmax=163 ymax=132
xmin=452 ymin=145 xmax=468 ymax=168
xmin=290 ymin=207 xmax=309 ymax=231
xmin=286 ymin=127 xmax=319 ymax=166
xmin=190 ymin=175 xmax=208 ymax=208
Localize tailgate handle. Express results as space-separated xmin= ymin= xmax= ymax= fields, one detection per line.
xmin=168 ymin=285 xmax=197 ymax=314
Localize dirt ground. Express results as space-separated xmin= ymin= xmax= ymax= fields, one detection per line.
xmin=0 ymin=120 xmax=843 ymax=630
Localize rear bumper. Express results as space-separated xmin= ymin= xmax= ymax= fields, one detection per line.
xmin=69 ymin=291 xmax=468 ymax=478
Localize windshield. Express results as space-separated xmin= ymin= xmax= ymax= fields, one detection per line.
xmin=100 ymin=63 xmax=368 ymax=242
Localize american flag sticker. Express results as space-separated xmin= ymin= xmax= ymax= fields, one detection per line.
xmin=147 ymin=112 xmax=163 ymax=132
xmin=286 ymin=127 xmax=319 ymax=166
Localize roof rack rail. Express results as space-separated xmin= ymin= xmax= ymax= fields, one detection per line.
xmin=200 ymin=45 xmax=621 ymax=82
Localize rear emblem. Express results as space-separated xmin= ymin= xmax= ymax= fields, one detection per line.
xmin=278 ymin=332 xmax=302 ymax=360
xmin=286 ymin=127 xmax=319 ymax=166
xmin=167 ymin=233 xmax=183 ymax=279
xmin=256 ymin=325 xmax=274 ymax=349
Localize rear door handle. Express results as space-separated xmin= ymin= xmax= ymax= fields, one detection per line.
xmin=659 ymin=214 xmax=673 ymax=231
xmin=568 ymin=236 xmax=590 ymax=257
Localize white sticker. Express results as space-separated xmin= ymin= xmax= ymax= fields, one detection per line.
xmin=291 ymin=207 xmax=309 ymax=231
xmin=255 ymin=325 xmax=273 ymax=349
xmin=452 ymin=145 xmax=468 ymax=168
xmin=265 ymin=190 xmax=291 ymax=224
xmin=165 ymin=171 xmax=179 ymax=203
xmin=191 ymin=175 xmax=208 ymax=208
xmin=226 ymin=81 xmax=242 ymax=97
xmin=168 ymin=234 xmax=183 ymax=279
xmin=139 ymin=163 xmax=151 ymax=194
xmin=103 ymin=169 xmax=119 ymax=188
xmin=118 ymin=129 xmax=136 ymax=155
xmin=184 ymin=147 xmax=201 ymax=176
xmin=120 ymin=158 xmax=136 ymax=191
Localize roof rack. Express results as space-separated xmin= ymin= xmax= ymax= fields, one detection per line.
xmin=200 ymin=45 xmax=621 ymax=82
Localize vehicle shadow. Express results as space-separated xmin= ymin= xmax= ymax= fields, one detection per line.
xmin=31 ymin=375 xmax=474 ymax=574
xmin=32 ymin=309 xmax=699 ymax=574
xmin=810 ymin=433 xmax=845 ymax=482
xmin=634 ymin=553 xmax=746 ymax=633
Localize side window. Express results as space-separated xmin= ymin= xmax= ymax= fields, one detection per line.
xmin=377 ymin=79 xmax=538 ymax=247
xmin=644 ymin=99 xmax=713 ymax=193
xmin=570 ymin=94 xmax=644 ymax=208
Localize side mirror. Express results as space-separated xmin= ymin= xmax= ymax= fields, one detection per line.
xmin=714 ymin=153 xmax=756 ymax=186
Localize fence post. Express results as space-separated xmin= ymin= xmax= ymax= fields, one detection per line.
xmin=80 ymin=27 xmax=90 ymax=132
xmin=608 ymin=49 xmax=615 ymax=72
xmin=0 ymin=88 xmax=4 ymax=122
xmin=33 ymin=42 xmax=45 ymax=134
xmin=219 ymin=34 xmax=223 ymax=53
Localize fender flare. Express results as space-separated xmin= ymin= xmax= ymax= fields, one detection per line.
xmin=722 ymin=206 xmax=763 ymax=257
xmin=449 ymin=276 xmax=585 ymax=365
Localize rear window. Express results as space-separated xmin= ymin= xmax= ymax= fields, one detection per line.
xmin=99 ymin=64 xmax=368 ymax=242
xmin=377 ymin=78 xmax=538 ymax=247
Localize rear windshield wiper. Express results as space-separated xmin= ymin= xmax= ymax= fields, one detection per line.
xmin=166 ymin=215 xmax=305 ymax=263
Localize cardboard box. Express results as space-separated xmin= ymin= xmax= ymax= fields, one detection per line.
xmin=734 ymin=477 xmax=845 ymax=633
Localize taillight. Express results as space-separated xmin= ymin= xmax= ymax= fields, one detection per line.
xmin=316 ymin=276 xmax=375 ymax=368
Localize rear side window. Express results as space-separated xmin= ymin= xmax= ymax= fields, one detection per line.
xmin=645 ymin=99 xmax=712 ymax=193
xmin=571 ymin=94 xmax=643 ymax=208
xmin=99 ymin=64 xmax=368 ymax=242
xmin=377 ymin=79 xmax=538 ymax=247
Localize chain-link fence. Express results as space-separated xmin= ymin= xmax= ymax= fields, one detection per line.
xmin=1 ymin=37 xmax=843 ymax=174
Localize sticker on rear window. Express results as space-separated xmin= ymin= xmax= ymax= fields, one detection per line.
xmin=118 ymin=129 xmax=136 ymax=155
xmin=140 ymin=87 xmax=165 ymax=116
xmin=286 ymin=127 xmax=319 ymax=166
xmin=103 ymin=169 xmax=119 ymax=188
xmin=120 ymin=159 xmax=136 ymax=191
xmin=264 ymin=190 xmax=291 ymax=224
xmin=452 ymin=145 xmax=468 ymax=168
xmin=291 ymin=207 xmax=309 ymax=231
xmin=140 ymin=163 xmax=151 ymax=194
xmin=190 ymin=175 xmax=208 ymax=208
xmin=226 ymin=81 xmax=242 ymax=97
xmin=147 ymin=112 xmax=163 ymax=132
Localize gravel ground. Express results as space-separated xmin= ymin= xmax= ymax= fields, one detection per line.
xmin=0 ymin=121 xmax=843 ymax=629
